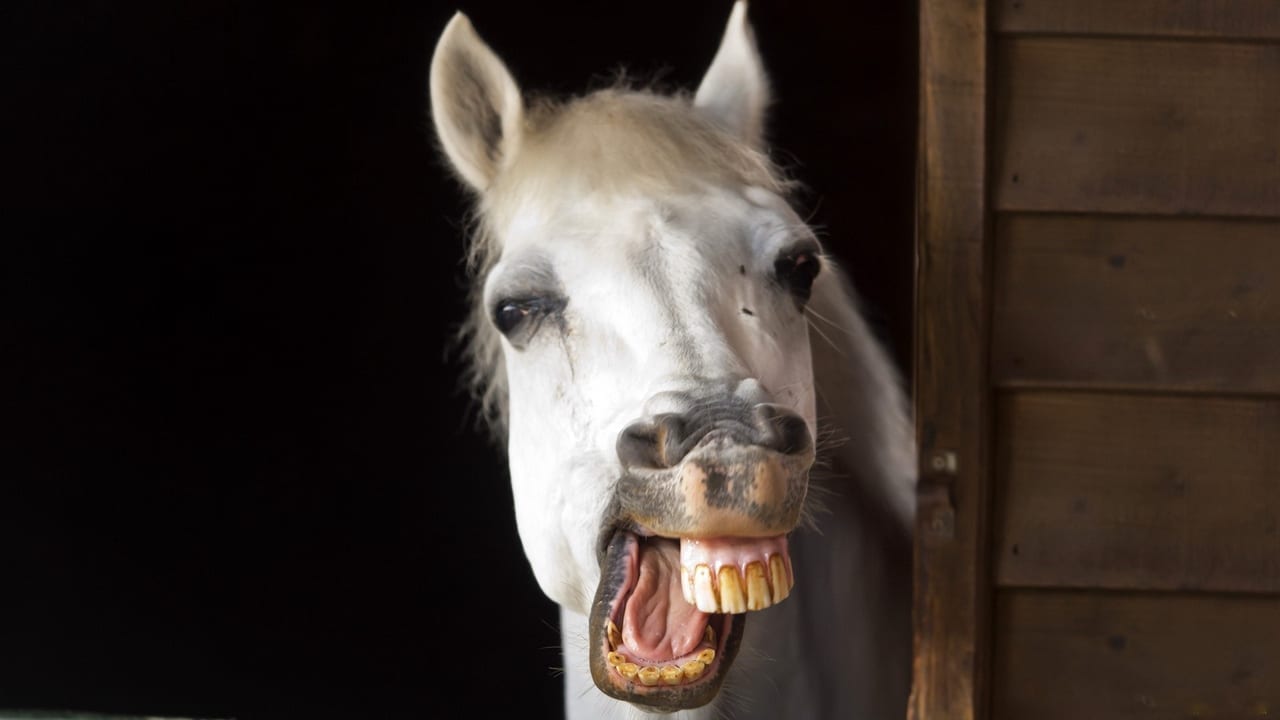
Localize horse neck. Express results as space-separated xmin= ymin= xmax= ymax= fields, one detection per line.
xmin=807 ymin=261 xmax=917 ymax=539
xmin=710 ymin=262 xmax=915 ymax=717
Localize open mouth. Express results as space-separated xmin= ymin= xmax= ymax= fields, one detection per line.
xmin=588 ymin=529 xmax=794 ymax=711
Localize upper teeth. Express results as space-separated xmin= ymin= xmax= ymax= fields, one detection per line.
xmin=681 ymin=556 xmax=792 ymax=613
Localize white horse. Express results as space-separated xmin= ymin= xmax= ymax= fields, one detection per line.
xmin=428 ymin=3 xmax=915 ymax=718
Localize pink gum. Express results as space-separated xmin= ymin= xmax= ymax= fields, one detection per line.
xmin=679 ymin=535 xmax=793 ymax=583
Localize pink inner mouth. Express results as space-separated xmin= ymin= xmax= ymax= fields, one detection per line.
xmin=623 ymin=539 xmax=707 ymax=660
xmin=607 ymin=533 xmax=792 ymax=671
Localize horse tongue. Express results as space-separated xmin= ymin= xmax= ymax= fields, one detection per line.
xmin=621 ymin=539 xmax=708 ymax=660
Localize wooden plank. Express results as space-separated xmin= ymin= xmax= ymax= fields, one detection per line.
xmin=993 ymin=590 xmax=1280 ymax=720
xmin=991 ymin=214 xmax=1280 ymax=393
xmin=994 ymin=392 xmax=1280 ymax=592
xmin=995 ymin=0 xmax=1280 ymax=41
xmin=994 ymin=38 xmax=1280 ymax=217
xmin=911 ymin=0 xmax=992 ymax=717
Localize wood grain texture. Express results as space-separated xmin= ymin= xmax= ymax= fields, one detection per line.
xmin=994 ymin=391 xmax=1280 ymax=592
xmin=994 ymin=38 xmax=1280 ymax=217
xmin=995 ymin=0 xmax=1280 ymax=40
xmin=991 ymin=214 xmax=1280 ymax=393
xmin=911 ymin=0 xmax=992 ymax=717
xmin=993 ymin=590 xmax=1280 ymax=720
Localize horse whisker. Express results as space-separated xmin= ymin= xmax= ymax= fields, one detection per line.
xmin=804 ymin=303 xmax=854 ymax=335
xmin=805 ymin=316 xmax=847 ymax=359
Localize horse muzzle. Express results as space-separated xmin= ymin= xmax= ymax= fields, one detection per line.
xmin=616 ymin=400 xmax=814 ymax=539
xmin=586 ymin=393 xmax=814 ymax=710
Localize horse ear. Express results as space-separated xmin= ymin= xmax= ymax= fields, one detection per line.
xmin=694 ymin=1 xmax=770 ymax=148
xmin=429 ymin=12 xmax=525 ymax=192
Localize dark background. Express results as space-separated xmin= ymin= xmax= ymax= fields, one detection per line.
xmin=3 ymin=1 xmax=915 ymax=718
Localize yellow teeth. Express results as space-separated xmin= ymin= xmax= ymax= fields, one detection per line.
xmin=770 ymin=555 xmax=791 ymax=604
xmin=704 ymin=624 xmax=716 ymax=645
xmin=718 ymin=566 xmax=747 ymax=613
xmin=745 ymin=561 xmax=770 ymax=610
xmin=682 ymin=660 xmax=706 ymax=680
xmin=608 ymin=645 xmax=716 ymax=686
xmin=638 ymin=666 xmax=661 ymax=686
xmin=679 ymin=558 xmax=793 ymax=613
xmin=607 ymin=620 xmax=622 ymax=651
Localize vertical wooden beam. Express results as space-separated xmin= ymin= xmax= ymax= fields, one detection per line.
xmin=910 ymin=0 xmax=992 ymax=719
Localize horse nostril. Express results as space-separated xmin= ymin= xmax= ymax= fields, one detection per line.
xmin=617 ymin=414 xmax=689 ymax=469
xmin=752 ymin=404 xmax=813 ymax=456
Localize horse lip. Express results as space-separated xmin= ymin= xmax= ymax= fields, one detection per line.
xmin=596 ymin=615 xmax=743 ymax=712
xmin=587 ymin=530 xmax=745 ymax=710
xmin=615 ymin=444 xmax=812 ymax=540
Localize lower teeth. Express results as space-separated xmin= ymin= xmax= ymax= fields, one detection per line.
xmin=608 ymin=648 xmax=715 ymax=684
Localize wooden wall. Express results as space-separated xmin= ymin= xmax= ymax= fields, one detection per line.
xmin=914 ymin=1 xmax=1280 ymax=718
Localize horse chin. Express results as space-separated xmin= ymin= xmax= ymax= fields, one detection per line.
xmin=588 ymin=530 xmax=745 ymax=711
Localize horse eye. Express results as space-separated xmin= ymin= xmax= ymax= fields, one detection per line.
xmin=494 ymin=300 xmax=534 ymax=335
xmin=775 ymin=249 xmax=822 ymax=303
xmin=492 ymin=297 xmax=564 ymax=338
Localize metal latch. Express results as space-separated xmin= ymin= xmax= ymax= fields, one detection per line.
xmin=919 ymin=450 xmax=957 ymax=542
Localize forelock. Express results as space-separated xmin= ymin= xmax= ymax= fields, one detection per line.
xmin=486 ymin=87 xmax=791 ymax=229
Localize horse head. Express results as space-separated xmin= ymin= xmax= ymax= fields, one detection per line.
xmin=429 ymin=3 xmax=843 ymax=712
